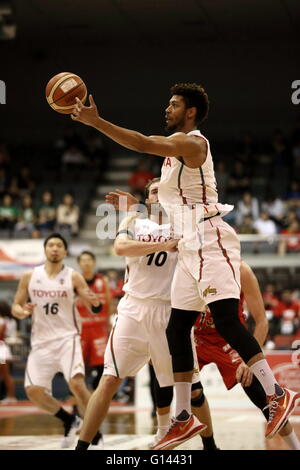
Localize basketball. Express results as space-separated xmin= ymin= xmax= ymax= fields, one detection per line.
xmin=45 ymin=72 xmax=87 ymax=114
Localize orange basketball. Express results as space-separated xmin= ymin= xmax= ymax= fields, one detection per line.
xmin=45 ymin=72 xmax=87 ymax=114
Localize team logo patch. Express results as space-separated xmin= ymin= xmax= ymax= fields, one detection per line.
xmin=59 ymin=279 xmax=65 ymax=285
xmin=203 ymin=285 xmax=217 ymax=297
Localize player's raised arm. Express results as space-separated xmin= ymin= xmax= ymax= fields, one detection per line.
xmin=71 ymin=96 xmax=206 ymax=164
xmin=12 ymin=271 xmax=35 ymax=319
xmin=114 ymin=215 xmax=179 ymax=257
xmin=240 ymin=261 xmax=269 ymax=348
xmin=72 ymin=271 xmax=102 ymax=313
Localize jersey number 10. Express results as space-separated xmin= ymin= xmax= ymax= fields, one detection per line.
xmin=146 ymin=251 xmax=167 ymax=267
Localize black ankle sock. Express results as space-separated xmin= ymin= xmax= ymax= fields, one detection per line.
xmin=201 ymin=435 xmax=218 ymax=450
xmin=176 ymin=410 xmax=190 ymax=421
xmin=55 ymin=408 xmax=74 ymax=425
xmin=91 ymin=431 xmax=102 ymax=445
xmin=75 ymin=440 xmax=90 ymax=450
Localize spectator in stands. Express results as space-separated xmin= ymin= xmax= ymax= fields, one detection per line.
xmin=9 ymin=166 xmax=35 ymax=198
xmin=37 ymin=190 xmax=56 ymax=233
xmin=285 ymin=180 xmax=300 ymax=216
xmin=86 ymin=129 xmax=109 ymax=172
xmin=57 ymin=192 xmax=80 ymax=236
xmin=62 ymin=144 xmax=88 ymax=171
xmin=14 ymin=195 xmax=36 ymax=235
xmin=215 ymin=161 xmax=229 ymax=203
xmin=227 ymin=160 xmax=251 ymax=200
xmin=0 ymin=194 xmax=18 ymax=233
xmin=253 ymin=211 xmax=277 ymax=236
xmin=261 ymin=191 xmax=286 ymax=229
xmin=238 ymin=215 xmax=257 ymax=234
xmin=278 ymin=220 xmax=300 ymax=256
xmin=128 ymin=161 xmax=154 ymax=198
xmin=274 ymin=290 xmax=300 ymax=336
xmin=0 ymin=300 xmax=17 ymax=404
xmin=235 ymin=191 xmax=259 ymax=226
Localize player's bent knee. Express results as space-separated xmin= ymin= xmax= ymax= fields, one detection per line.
xmin=26 ymin=385 xmax=45 ymax=401
xmin=69 ymin=374 xmax=86 ymax=394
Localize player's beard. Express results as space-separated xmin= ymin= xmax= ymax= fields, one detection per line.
xmin=49 ymin=255 xmax=62 ymax=264
xmin=164 ymin=116 xmax=185 ymax=135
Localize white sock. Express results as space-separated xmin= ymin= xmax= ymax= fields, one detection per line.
xmin=282 ymin=430 xmax=300 ymax=450
xmin=249 ymin=359 xmax=282 ymax=396
xmin=174 ymin=382 xmax=191 ymax=418
xmin=156 ymin=412 xmax=170 ymax=438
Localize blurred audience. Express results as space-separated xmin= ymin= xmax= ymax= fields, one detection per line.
xmin=0 ymin=194 xmax=19 ymax=232
xmin=14 ymin=195 xmax=36 ymax=235
xmin=235 ymin=191 xmax=259 ymax=226
xmin=253 ymin=211 xmax=277 ymax=236
xmin=57 ymin=193 xmax=80 ymax=236
xmin=37 ymin=190 xmax=56 ymax=233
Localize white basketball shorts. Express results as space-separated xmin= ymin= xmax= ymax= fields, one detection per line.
xmin=171 ymin=216 xmax=241 ymax=310
xmin=24 ymin=334 xmax=85 ymax=390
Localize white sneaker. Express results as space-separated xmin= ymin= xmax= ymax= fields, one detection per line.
xmin=89 ymin=436 xmax=104 ymax=450
xmin=0 ymin=397 xmax=17 ymax=404
xmin=61 ymin=416 xmax=82 ymax=449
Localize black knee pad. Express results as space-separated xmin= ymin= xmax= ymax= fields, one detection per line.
xmin=209 ymin=299 xmax=262 ymax=364
xmin=191 ymin=381 xmax=205 ymax=407
xmin=166 ymin=308 xmax=199 ymax=373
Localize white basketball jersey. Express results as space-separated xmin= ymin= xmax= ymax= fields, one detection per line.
xmin=28 ymin=265 xmax=80 ymax=347
xmin=158 ymin=130 xmax=233 ymax=228
xmin=123 ymin=218 xmax=177 ymax=302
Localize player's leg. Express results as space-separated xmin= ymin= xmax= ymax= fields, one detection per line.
xmin=204 ymin=218 xmax=300 ymax=437
xmin=76 ymin=299 xmax=151 ymax=449
xmin=167 ymin=261 xmax=204 ymax=421
xmin=150 ymin=302 xmax=206 ymax=450
xmin=25 ymin=349 xmax=76 ymax=442
xmin=76 ymin=373 xmax=122 ymax=449
xmin=0 ymin=363 xmax=16 ymax=401
xmin=190 ymin=382 xmax=218 ymax=450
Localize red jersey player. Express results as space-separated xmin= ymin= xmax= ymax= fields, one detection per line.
xmin=77 ymin=251 xmax=112 ymax=389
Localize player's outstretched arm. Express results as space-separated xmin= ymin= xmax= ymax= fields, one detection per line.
xmin=71 ymin=96 xmax=206 ymax=163
xmin=240 ymin=260 xmax=269 ymax=348
xmin=12 ymin=271 xmax=35 ymax=319
xmin=114 ymin=215 xmax=179 ymax=257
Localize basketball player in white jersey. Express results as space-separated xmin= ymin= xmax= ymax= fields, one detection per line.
xmin=71 ymin=85 xmax=300 ymax=448
xmin=12 ymin=233 xmax=103 ymax=449
xmin=75 ymin=178 xmax=206 ymax=450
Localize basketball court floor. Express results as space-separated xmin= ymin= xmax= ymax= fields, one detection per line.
xmin=0 ymin=364 xmax=299 ymax=451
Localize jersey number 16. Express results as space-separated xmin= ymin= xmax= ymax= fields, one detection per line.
xmin=43 ymin=303 xmax=59 ymax=315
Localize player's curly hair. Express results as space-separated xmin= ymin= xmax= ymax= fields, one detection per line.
xmin=170 ymin=83 xmax=209 ymax=124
